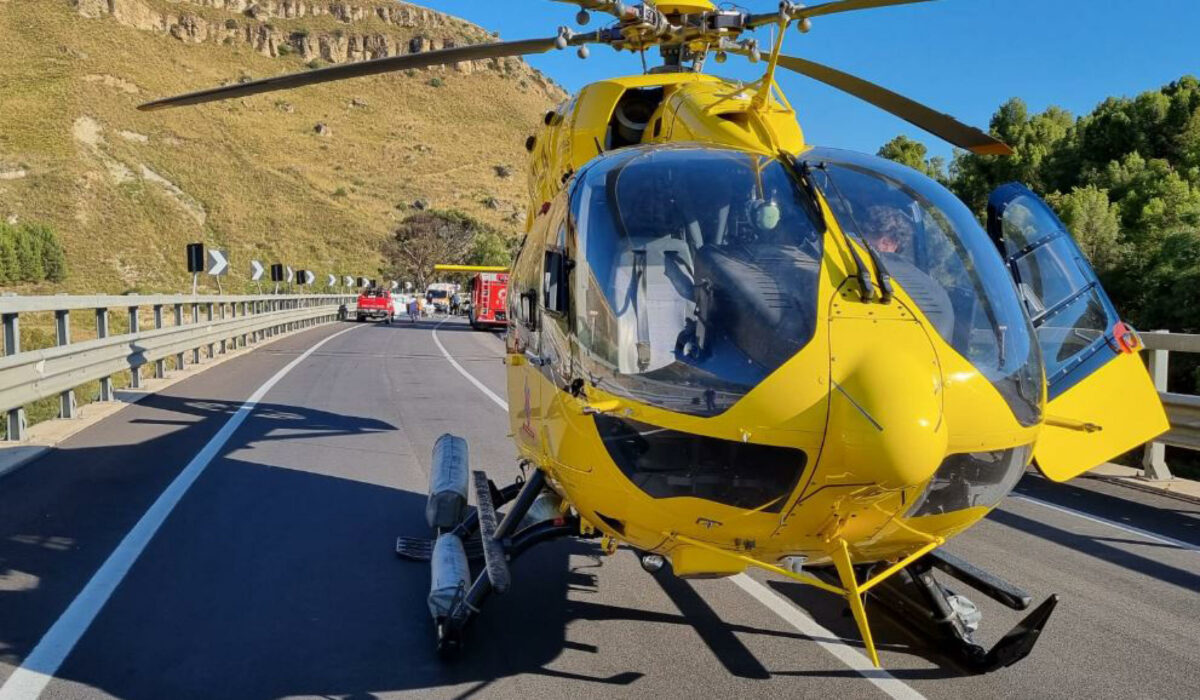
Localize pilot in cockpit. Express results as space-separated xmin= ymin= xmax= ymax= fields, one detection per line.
xmin=864 ymin=204 xmax=915 ymax=256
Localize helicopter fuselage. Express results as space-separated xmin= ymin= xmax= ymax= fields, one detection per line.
xmin=505 ymin=72 xmax=1051 ymax=575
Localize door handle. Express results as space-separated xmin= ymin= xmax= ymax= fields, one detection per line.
xmin=582 ymin=400 xmax=620 ymax=416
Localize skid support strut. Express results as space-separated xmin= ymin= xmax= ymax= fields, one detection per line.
xmin=832 ymin=539 xmax=881 ymax=667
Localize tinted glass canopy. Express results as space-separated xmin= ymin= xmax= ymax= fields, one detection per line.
xmin=570 ymin=145 xmax=825 ymax=416
xmin=800 ymin=148 xmax=1044 ymax=426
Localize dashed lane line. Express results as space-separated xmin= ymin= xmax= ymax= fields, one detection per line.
xmin=429 ymin=318 xmax=926 ymax=699
xmin=0 ymin=325 xmax=361 ymax=700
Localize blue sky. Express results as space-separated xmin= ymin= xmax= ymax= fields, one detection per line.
xmin=419 ymin=1 xmax=1200 ymax=160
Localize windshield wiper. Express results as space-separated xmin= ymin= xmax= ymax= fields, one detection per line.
xmin=632 ymin=249 xmax=652 ymax=371
xmin=797 ymin=159 xmax=893 ymax=304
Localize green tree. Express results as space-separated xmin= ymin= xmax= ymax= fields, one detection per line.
xmin=1044 ymin=186 xmax=1125 ymax=274
xmin=877 ymin=135 xmax=948 ymax=184
xmin=1095 ymin=152 xmax=1200 ymax=243
xmin=1132 ymin=231 xmax=1200 ymax=334
xmin=881 ymin=74 xmax=1200 ymax=339
xmin=466 ymin=230 xmax=513 ymax=267
xmin=383 ymin=210 xmax=488 ymax=288
xmin=949 ymin=98 xmax=1075 ymax=212
xmin=43 ymin=229 xmax=66 ymax=282
xmin=14 ymin=224 xmax=44 ymax=282
xmin=0 ymin=223 xmax=17 ymax=284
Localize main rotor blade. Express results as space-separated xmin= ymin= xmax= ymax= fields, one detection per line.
xmin=774 ymin=53 xmax=1012 ymax=155
xmin=139 ymin=37 xmax=561 ymax=111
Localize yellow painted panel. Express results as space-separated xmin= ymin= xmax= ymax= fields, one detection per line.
xmin=1035 ymin=351 xmax=1169 ymax=482
xmin=658 ymin=1 xmax=717 ymax=12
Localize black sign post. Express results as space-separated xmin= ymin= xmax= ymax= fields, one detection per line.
xmin=186 ymin=243 xmax=205 ymax=295
xmin=270 ymin=263 xmax=284 ymax=294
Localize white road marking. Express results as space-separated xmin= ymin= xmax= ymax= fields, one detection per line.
xmin=732 ymin=575 xmax=926 ymax=700
xmin=431 ymin=319 xmax=507 ymax=410
xmin=1011 ymin=494 xmax=1199 ymax=554
xmin=429 ymin=319 xmax=925 ymax=698
xmin=0 ymin=325 xmax=360 ymax=700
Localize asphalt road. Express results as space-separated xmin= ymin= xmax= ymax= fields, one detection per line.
xmin=0 ymin=317 xmax=1197 ymax=699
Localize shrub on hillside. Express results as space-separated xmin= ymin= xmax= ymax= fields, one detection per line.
xmin=0 ymin=221 xmax=68 ymax=285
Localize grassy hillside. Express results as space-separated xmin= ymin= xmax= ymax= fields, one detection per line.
xmin=0 ymin=0 xmax=563 ymax=294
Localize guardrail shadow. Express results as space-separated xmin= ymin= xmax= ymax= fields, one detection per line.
xmin=1014 ymin=475 xmax=1200 ymax=548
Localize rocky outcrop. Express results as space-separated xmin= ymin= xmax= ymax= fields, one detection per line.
xmin=69 ymin=0 xmax=561 ymax=94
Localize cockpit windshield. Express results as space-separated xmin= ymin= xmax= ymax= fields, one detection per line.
xmin=801 ymin=148 xmax=1043 ymax=426
xmin=570 ymin=146 xmax=825 ymax=416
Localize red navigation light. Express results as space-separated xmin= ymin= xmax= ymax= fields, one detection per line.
xmin=1112 ymin=321 xmax=1140 ymax=354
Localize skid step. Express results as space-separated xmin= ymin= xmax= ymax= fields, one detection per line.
xmin=473 ymin=470 xmax=512 ymax=594
xmin=928 ymin=549 xmax=1032 ymax=611
xmin=396 ymin=535 xmax=484 ymax=562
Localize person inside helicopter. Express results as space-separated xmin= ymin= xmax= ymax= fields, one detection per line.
xmin=804 ymin=148 xmax=1042 ymax=425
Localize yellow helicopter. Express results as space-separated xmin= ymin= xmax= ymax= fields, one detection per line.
xmin=141 ymin=0 xmax=1169 ymax=673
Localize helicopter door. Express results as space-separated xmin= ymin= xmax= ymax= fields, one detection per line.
xmin=507 ymin=217 xmax=550 ymax=457
xmin=986 ymin=183 xmax=1168 ymax=482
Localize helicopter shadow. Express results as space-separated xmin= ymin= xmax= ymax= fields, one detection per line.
xmin=0 ymin=395 xmax=646 ymax=698
xmin=763 ymin=579 xmax=978 ymax=680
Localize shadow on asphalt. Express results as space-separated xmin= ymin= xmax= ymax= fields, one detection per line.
xmin=1013 ymin=474 xmax=1200 ymax=547
xmin=18 ymin=335 xmax=1189 ymax=693
xmin=986 ymin=508 xmax=1200 ymax=594
xmin=0 ymin=390 xmax=638 ymax=697
xmin=763 ymin=579 xmax=975 ymax=681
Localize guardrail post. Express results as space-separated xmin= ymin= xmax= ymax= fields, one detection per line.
xmin=218 ymin=302 xmax=227 ymax=355
xmin=55 ymin=310 xmax=77 ymax=419
xmin=1142 ymin=330 xmax=1173 ymax=480
xmin=96 ymin=308 xmax=113 ymax=402
xmin=174 ymin=303 xmax=186 ymax=370
xmin=241 ymin=302 xmax=249 ymax=346
xmin=207 ymin=303 xmax=216 ymax=358
xmin=192 ymin=303 xmax=201 ymax=365
xmin=153 ymin=305 xmax=166 ymax=379
xmin=128 ymin=306 xmax=142 ymax=389
xmin=3 ymin=312 xmax=27 ymax=441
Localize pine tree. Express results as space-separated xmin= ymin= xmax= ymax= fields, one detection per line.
xmin=0 ymin=223 xmax=17 ymax=285
xmin=14 ymin=225 xmax=44 ymax=282
xmin=30 ymin=224 xmax=67 ymax=282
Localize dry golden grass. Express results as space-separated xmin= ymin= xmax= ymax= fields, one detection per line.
xmin=0 ymin=0 xmax=561 ymax=295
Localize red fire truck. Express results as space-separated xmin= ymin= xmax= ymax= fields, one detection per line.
xmin=468 ymin=271 xmax=509 ymax=330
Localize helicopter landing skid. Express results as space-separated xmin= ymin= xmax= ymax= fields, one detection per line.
xmin=862 ymin=554 xmax=1058 ymax=673
xmin=399 ymin=465 xmax=596 ymax=656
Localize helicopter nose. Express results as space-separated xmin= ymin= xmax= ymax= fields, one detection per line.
xmin=825 ymin=315 xmax=947 ymax=491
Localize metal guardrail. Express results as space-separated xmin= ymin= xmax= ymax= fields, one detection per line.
xmin=3 ymin=299 xmax=1194 ymax=479
xmin=1 ymin=294 xmax=356 ymax=442
xmin=1140 ymin=331 xmax=1200 ymax=480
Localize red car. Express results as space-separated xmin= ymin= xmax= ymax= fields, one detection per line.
xmin=355 ymin=287 xmax=394 ymax=323
xmin=468 ymin=272 xmax=508 ymax=330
